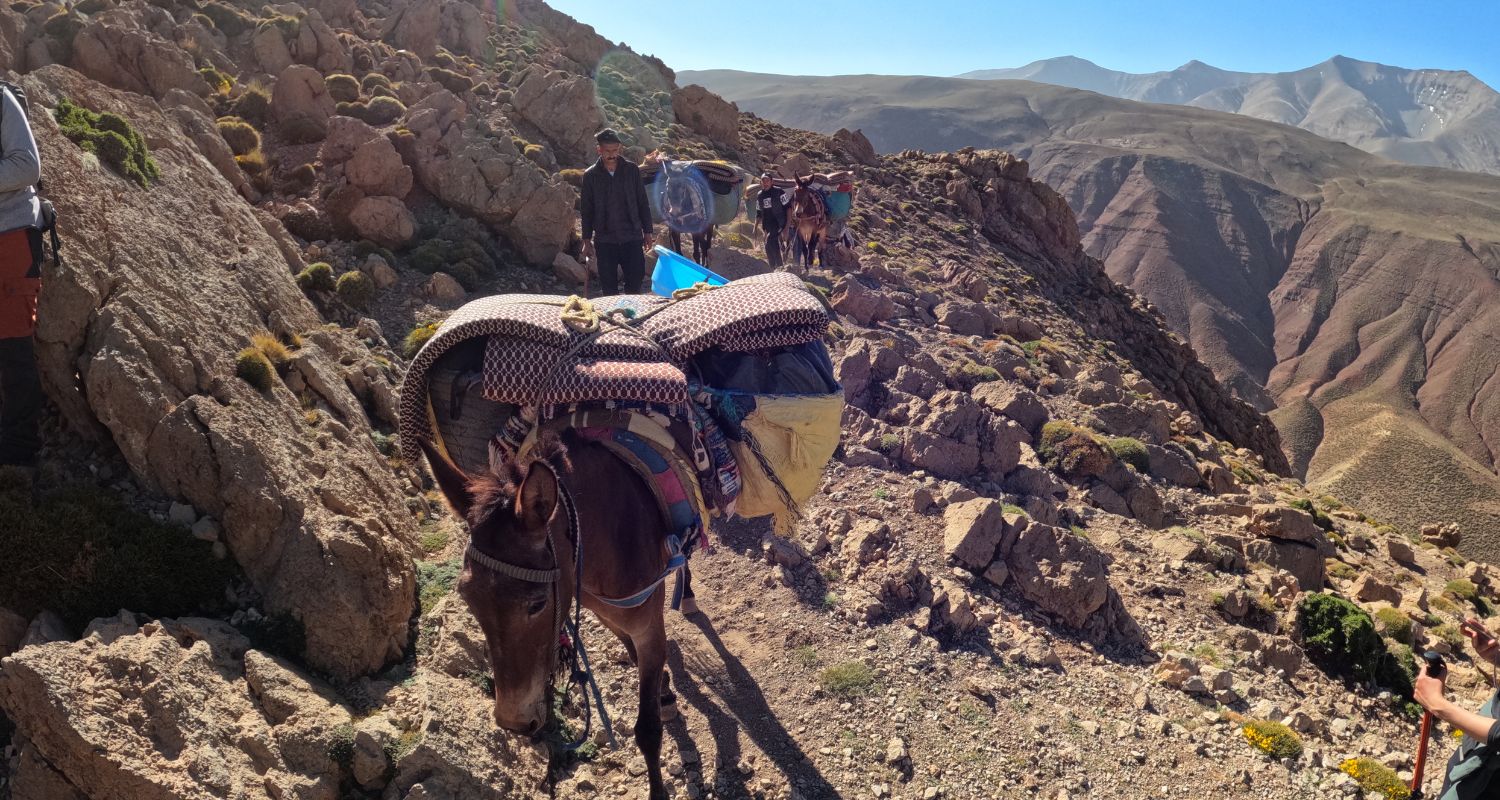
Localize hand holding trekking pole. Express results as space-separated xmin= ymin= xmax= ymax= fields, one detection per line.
xmin=1411 ymin=651 xmax=1449 ymax=799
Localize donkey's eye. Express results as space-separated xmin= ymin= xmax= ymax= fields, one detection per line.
xmin=526 ymin=598 xmax=548 ymax=616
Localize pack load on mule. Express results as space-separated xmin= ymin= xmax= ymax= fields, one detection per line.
xmin=639 ymin=157 xmax=746 ymax=230
xmin=398 ymin=271 xmax=843 ymax=553
xmin=746 ymin=170 xmax=855 ymax=223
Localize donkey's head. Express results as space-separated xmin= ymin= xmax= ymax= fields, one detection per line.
xmin=419 ymin=436 xmax=570 ymax=736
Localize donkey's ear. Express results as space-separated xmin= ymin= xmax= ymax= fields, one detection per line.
xmin=418 ymin=437 xmax=473 ymax=520
xmin=516 ymin=462 xmax=559 ymax=533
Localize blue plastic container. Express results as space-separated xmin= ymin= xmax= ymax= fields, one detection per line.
xmin=650 ymin=246 xmax=728 ymax=297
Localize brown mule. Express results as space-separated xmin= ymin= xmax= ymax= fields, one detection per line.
xmin=419 ymin=431 xmax=681 ymax=800
xmin=788 ymin=180 xmax=828 ymax=269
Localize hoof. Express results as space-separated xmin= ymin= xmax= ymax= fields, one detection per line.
xmin=679 ymin=597 xmax=699 ymax=616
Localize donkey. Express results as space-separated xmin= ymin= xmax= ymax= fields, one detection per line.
xmin=660 ymin=159 xmax=717 ymax=266
xmin=419 ymin=432 xmax=688 ymax=800
xmin=787 ymin=177 xmax=828 ymax=269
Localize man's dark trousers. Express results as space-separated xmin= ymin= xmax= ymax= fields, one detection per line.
xmin=0 ymin=336 xmax=41 ymax=466
xmin=763 ymin=226 xmax=784 ymax=269
xmin=596 ymin=241 xmax=646 ymax=295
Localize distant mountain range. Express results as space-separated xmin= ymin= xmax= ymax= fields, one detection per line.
xmin=682 ymin=67 xmax=1500 ymax=558
xmin=955 ymin=55 xmax=1500 ymax=176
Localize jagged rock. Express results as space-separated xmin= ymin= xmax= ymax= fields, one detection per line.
xmin=0 ymin=618 xmax=347 ymax=799
xmin=1246 ymin=504 xmax=1324 ymax=545
xmin=1088 ymin=402 xmax=1171 ymax=444
xmin=901 ymin=391 xmax=985 ymax=479
xmin=934 ymin=300 xmax=995 ymax=337
xmin=834 ymin=127 xmax=878 ymax=166
xmin=425 ymin=272 xmax=466 ymax=303
xmin=1200 ymin=462 xmax=1238 ymax=495
xmin=402 ymin=90 xmax=575 ymax=264
xmin=1145 ymin=443 xmax=1202 ymax=488
xmin=843 ymin=519 xmax=891 ymax=568
xmin=673 ymin=84 xmax=739 ymax=145
xmin=346 ymin=137 xmax=414 ymax=198
xmin=510 ymin=68 xmax=606 ymax=166
xmin=367 ymin=256 xmax=400 ymax=289
xmin=1421 ymin=522 xmax=1461 ymax=548
xmin=1354 ymin=574 xmax=1402 ymax=605
xmin=320 ymin=115 xmax=382 ymax=165
xmin=23 ymin=67 xmax=416 ymax=680
xmin=942 ymin=498 xmax=1006 ymax=570
xmin=1124 ymin=481 xmax=1165 ymax=529
xmin=1387 ymin=537 xmax=1417 ymax=565
xmin=71 ymin=9 xmax=205 ymax=99
xmin=19 ymin=610 xmax=70 ymax=649
xmin=289 ymin=9 xmax=350 ymax=74
xmin=552 ymin=251 xmax=588 ymax=286
xmin=252 ymin=22 xmax=294 ymax=74
xmin=272 ymin=63 xmax=337 ymax=141
xmin=832 ymin=276 xmax=898 ymax=325
xmin=927 ymin=577 xmax=980 ymax=633
xmin=1244 ymin=538 xmax=1325 ymax=592
xmin=166 ymin=103 xmax=256 ymax=201
xmin=1005 ymin=524 xmax=1110 ymax=628
xmin=350 ymin=195 xmax=417 ymax=248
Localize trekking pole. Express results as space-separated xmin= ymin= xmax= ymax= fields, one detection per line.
xmin=1411 ymin=650 xmax=1448 ymax=800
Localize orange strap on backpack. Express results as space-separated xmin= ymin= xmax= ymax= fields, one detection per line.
xmin=0 ymin=227 xmax=41 ymax=339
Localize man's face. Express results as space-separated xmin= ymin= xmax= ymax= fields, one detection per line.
xmin=761 ymin=177 xmax=772 ymax=189
xmin=598 ymin=143 xmax=622 ymax=166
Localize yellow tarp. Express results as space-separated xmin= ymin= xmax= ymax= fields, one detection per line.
xmin=730 ymin=393 xmax=844 ymax=532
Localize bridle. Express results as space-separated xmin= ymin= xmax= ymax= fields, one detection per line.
xmin=462 ymin=471 xmax=612 ymax=750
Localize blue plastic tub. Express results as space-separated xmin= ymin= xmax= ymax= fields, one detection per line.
xmin=650 ymin=246 xmax=728 ymax=297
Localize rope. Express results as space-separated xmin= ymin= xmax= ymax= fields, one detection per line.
xmin=556 ymin=482 xmax=614 ymax=752
xmin=559 ymin=295 xmax=600 ymax=334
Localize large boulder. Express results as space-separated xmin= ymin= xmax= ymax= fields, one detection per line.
xmin=971 ymin=380 xmax=1048 ymax=435
xmin=345 ymin=137 xmax=414 ymax=198
xmin=70 ymin=9 xmax=206 ymax=99
xmin=509 ymin=68 xmax=606 ymax=167
xmin=1005 ymin=524 xmax=1111 ymax=628
xmin=0 ymin=617 xmax=349 ymax=799
xmin=23 ymin=67 xmax=416 ymax=680
xmin=349 ymin=195 xmax=417 ymax=248
xmin=943 ymin=499 xmax=1006 ymax=570
xmin=672 ymin=84 xmax=739 ymax=145
xmin=272 ymin=64 xmax=337 ymax=141
xmin=288 ymin=9 xmax=350 ymax=74
xmin=1244 ymin=538 xmax=1325 ymax=592
xmin=832 ymin=276 xmax=898 ymax=326
xmin=401 ymin=90 xmax=575 ymax=265
xmin=1246 ymin=504 xmax=1324 ymax=545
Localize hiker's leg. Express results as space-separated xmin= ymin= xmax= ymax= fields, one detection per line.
xmin=764 ymin=227 xmax=782 ymax=268
xmin=621 ymin=243 xmax=647 ymax=294
xmin=0 ymin=337 xmax=42 ymax=467
xmin=595 ymin=242 xmax=623 ymax=295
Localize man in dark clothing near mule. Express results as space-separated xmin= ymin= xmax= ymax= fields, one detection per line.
xmin=579 ymin=129 xmax=654 ymax=295
xmin=0 ymin=83 xmax=44 ymax=470
xmin=753 ymin=173 xmax=786 ymax=269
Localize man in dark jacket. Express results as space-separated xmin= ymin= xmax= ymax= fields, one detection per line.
xmin=753 ymin=173 xmax=786 ymax=269
xmin=579 ymin=129 xmax=654 ymax=295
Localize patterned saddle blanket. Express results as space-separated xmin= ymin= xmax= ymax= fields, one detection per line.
xmin=397 ymin=272 xmax=831 ymax=463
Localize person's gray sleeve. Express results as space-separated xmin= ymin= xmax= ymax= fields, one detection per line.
xmin=0 ymin=90 xmax=41 ymax=193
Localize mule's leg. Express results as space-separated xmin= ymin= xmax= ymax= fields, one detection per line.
xmin=669 ymin=230 xmax=684 ymax=256
xmin=678 ymin=564 xmax=699 ymax=616
xmin=633 ymin=619 xmax=670 ymax=800
xmin=810 ymin=231 xmax=822 ymax=267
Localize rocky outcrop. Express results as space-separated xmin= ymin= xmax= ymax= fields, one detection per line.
xmin=70 ymin=5 xmax=206 ymax=99
xmin=400 ymin=90 xmax=576 ymax=264
xmin=23 ymin=67 xmax=416 ymax=681
xmin=0 ymin=617 xmax=349 ymax=800
xmin=273 ymin=64 xmax=338 ymax=140
xmin=673 ymin=84 xmax=739 ymax=146
xmin=509 ymin=68 xmax=607 ymax=167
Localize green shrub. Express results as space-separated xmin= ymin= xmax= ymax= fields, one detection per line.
xmin=403 ymin=322 xmax=440 ymax=358
xmin=1374 ymin=607 xmax=1413 ymax=645
xmin=1297 ymin=592 xmax=1413 ymax=695
xmin=1339 ymin=757 xmax=1411 ymax=800
xmin=427 ymin=66 xmax=474 ymax=94
xmin=818 ymin=661 xmax=874 ymax=697
xmin=296 ymin=262 xmax=335 ymax=292
xmin=0 ymin=485 xmax=235 ymax=630
xmin=279 ymin=115 xmax=326 ymax=145
xmin=1445 ymin=579 xmax=1479 ymax=602
xmin=876 ymin=433 xmax=901 ymax=453
xmin=324 ymin=73 xmax=361 ymax=103
xmin=363 ymin=95 xmax=406 ymax=125
xmin=326 ymin=723 xmax=356 ymax=770
xmin=230 ymin=83 xmax=272 ymax=126
xmin=1432 ymin=623 xmax=1466 ymax=650
xmin=1242 ymin=719 xmax=1302 ymax=759
xmin=286 ymin=162 xmax=317 ymax=190
xmin=54 ymin=99 xmax=160 ymax=187
xmin=418 ymin=526 xmax=449 ymax=554
xmin=256 ymin=13 xmax=301 ymax=38
xmin=1106 ymin=437 xmax=1150 ymax=472
xmin=559 ymin=168 xmax=585 ymax=187
xmin=1038 ymin=420 xmax=1112 ymax=476
xmin=215 ymin=116 xmax=260 ymax=156
xmin=946 ymin=358 xmax=1001 ymax=388
xmin=201 ymin=0 xmax=255 ymax=34
xmin=250 ymin=331 xmax=290 ymax=368
xmin=416 ymin=558 xmax=461 ymax=615
xmin=198 ymin=67 xmax=234 ymax=96
xmin=1326 ymin=559 xmax=1356 ymax=581
xmin=360 ymin=73 xmax=394 ymax=93
xmin=235 ymin=348 xmax=274 ymax=391
xmin=335 ymin=270 xmax=375 ymax=309
xmin=1289 ymin=498 xmax=1336 ymax=531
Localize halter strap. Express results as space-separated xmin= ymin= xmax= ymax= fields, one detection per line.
xmin=464 ymin=543 xmax=560 ymax=584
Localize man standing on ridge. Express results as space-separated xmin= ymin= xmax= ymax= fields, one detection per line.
xmin=753 ymin=172 xmax=787 ymax=269
xmin=580 ymin=128 xmax=654 ymax=295
xmin=0 ymin=82 xmax=44 ymax=472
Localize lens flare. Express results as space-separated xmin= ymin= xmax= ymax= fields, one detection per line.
xmin=593 ymin=49 xmax=674 ymax=154
xmin=653 ymin=162 xmax=713 ymax=235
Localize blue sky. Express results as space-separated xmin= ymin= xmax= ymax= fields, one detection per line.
xmin=544 ymin=0 xmax=1500 ymax=87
